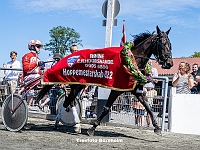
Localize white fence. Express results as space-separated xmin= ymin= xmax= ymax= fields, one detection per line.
xmin=98 ymin=76 xmax=170 ymax=131
xmin=168 ymin=87 xmax=200 ymax=135
xmin=109 ymin=91 xmax=166 ymax=129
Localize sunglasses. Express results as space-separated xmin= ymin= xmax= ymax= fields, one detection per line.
xmin=35 ymin=45 xmax=42 ymax=48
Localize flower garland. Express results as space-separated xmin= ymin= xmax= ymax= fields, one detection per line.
xmin=121 ymin=42 xmax=152 ymax=85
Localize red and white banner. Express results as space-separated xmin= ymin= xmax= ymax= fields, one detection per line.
xmin=120 ymin=20 xmax=126 ymax=46
xmin=42 ymin=47 xmax=137 ymax=91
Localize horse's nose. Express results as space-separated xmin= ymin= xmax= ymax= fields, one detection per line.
xmin=162 ymin=65 xmax=171 ymax=69
xmin=167 ymin=58 xmax=173 ymax=67
xmin=166 ymin=62 xmax=173 ymax=69
xmin=162 ymin=60 xmax=173 ymax=69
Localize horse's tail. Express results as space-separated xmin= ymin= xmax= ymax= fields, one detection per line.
xmin=36 ymin=85 xmax=53 ymax=101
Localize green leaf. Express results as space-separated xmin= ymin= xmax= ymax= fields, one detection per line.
xmin=121 ymin=41 xmax=152 ymax=84
xmin=44 ymin=26 xmax=82 ymax=56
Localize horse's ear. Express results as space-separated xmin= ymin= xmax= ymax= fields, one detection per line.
xmin=166 ymin=27 xmax=171 ymax=35
xmin=156 ymin=26 xmax=161 ymax=34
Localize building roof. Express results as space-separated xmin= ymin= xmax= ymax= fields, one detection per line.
xmin=152 ymin=57 xmax=200 ymax=75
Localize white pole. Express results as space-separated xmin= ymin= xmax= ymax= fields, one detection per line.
xmin=105 ymin=0 xmax=115 ymax=47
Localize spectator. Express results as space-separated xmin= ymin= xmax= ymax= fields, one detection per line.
xmin=142 ymin=60 xmax=159 ymax=127
xmin=70 ymin=44 xmax=78 ymax=53
xmin=44 ymin=53 xmax=62 ymax=70
xmin=39 ymin=53 xmax=63 ymax=113
xmin=81 ymin=88 xmax=89 ymax=118
xmin=191 ymin=63 xmax=199 ymax=94
xmin=194 ymin=66 xmax=200 ymax=92
xmin=132 ymin=96 xmax=145 ymax=126
xmin=42 ymin=57 xmax=53 ymax=70
xmin=88 ymin=86 xmax=97 ymax=117
xmin=144 ymin=59 xmax=158 ymax=89
xmin=144 ymin=87 xmax=157 ymax=127
xmin=3 ymin=51 xmax=20 ymax=93
xmin=172 ymin=61 xmax=194 ymax=94
xmin=1 ymin=77 xmax=9 ymax=100
xmin=84 ymin=86 xmax=96 ymax=118
xmin=17 ymin=71 xmax=24 ymax=87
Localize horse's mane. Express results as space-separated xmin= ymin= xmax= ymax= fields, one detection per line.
xmin=131 ymin=31 xmax=154 ymax=46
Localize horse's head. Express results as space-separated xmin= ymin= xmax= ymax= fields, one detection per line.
xmin=152 ymin=26 xmax=173 ymax=69
xmin=131 ymin=26 xmax=173 ymax=70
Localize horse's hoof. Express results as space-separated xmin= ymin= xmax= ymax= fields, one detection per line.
xmin=74 ymin=124 xmax=81 ymax=133
xmin=53 ymin=122 xmax=58 ymax=130
xmin=87 ymin=128 xmax=94 ymax=136
xmin=154 ymin=128 xmax=162 ymax=135
xmin=53 ymin=125 xmax=57 ymax=130
xmin=65 ymin=107 xmax=70 ymax=112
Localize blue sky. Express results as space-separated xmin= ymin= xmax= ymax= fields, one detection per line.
xmin=1 ymin=0 xmax=200 ymax=67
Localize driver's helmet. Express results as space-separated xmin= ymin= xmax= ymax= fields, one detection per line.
xmin=28 ymin=39 xmax=43 ymax=50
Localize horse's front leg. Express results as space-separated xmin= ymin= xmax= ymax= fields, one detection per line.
xmin=134 ymin=92 xmax=161 ymax=135
xmin=87 ymin=90 xmax=123 ymax=136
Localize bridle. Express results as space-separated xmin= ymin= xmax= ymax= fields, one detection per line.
xmin=134 ymin=32 xmax=172 ymax=69
xmin=134 ymin=32 xmax=171 ymax=70
xmin=152 ymin=32 xmax=172 ymax=64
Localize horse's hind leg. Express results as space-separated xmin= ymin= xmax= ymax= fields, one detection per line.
xmin=134 ymin=92 xmax=161 ymax=135
xmin=63 ymin=84 xmax=85 ymax=108
xmin=87 ymin=90 xmax=123 ymax=136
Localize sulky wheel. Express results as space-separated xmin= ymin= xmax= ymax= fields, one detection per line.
xmin=56 ymin=94 xmax=82 ymax=126
xmin=2 ymin=94 xmax=28 ymax=131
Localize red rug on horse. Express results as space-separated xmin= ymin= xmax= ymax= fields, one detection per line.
xmin=43 ymin=46 xmax=139 ymax=91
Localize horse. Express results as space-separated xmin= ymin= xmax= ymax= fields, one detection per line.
xmin=36 ymin=26 xmax=173 ymax=136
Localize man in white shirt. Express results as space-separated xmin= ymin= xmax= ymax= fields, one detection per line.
xmin=3 ymin=51 xmax=20 ymax=93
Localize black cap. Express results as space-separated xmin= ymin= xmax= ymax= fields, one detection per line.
xmin=53 ymin=53 xmax=62 ymax=60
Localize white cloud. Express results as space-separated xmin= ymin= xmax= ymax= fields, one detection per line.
xmin=13 ymin=0 xmax=200 ymax=14
xmin=119 ymin=0 xmax=200 ymax=28
xmin=11 ymin=0 xmax=200 ymax=27
xmin=12 ymin=0 xmax=103 ymax=17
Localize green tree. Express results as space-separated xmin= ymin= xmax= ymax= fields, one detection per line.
xmin=44 ymin=26 xmax=82 ymax=56
xmin=191 ymin=52 xmax=200 ymax=58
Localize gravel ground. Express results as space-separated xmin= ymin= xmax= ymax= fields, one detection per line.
xmin=0 ymin=113 xmax=200 ymax=150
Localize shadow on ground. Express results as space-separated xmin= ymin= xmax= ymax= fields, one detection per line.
xmin=20 ymin=122 xmax=159 ymax=143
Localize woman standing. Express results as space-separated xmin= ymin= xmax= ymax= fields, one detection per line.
xmin=172 ymin=61 xmax=194 ymax=94
xmin=131 ymin=96 xmax=145 ymax=126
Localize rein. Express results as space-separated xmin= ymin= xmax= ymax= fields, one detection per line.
xmin=133 ymin=35 xmax=158 ymax=69
xmin=133 ymin=55 xmax=156 ymax=60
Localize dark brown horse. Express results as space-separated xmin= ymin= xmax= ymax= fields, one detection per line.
xmin=37 ymin=26 xmax=173 ymax=136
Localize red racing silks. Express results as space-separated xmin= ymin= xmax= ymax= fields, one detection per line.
xmin=42 ymin=47 xmax=137 ymax=91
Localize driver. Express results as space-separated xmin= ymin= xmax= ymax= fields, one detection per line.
xmin=22 ymin=39 xmax=44 ymax=83
xmin=21 ymin=39 xmax=44 ymax=108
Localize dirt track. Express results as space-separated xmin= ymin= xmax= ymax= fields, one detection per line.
xmin=0 ymin=114 xmax=200 ymax=150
